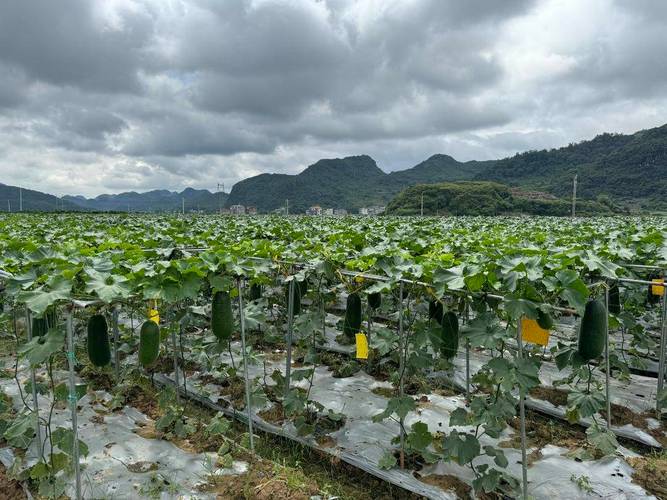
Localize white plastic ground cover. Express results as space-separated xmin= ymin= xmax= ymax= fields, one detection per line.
xmin=0 ymin=360 xmax=247 ymax=499
xmin=442 ymin=348 xmax=666 ymax=448
xmin=156 ymin=342 xmax=654 ymax=500
xmin=313 ymin=307 xmax=666 ymax=448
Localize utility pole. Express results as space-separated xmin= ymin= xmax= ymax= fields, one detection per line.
xmin=182 ymin=197 xmax=185 ymax=215
xmin=19 ymin=187 xmax=23 ymax=212
xmin=7 ymin=200 xmax=10 ymax=212
xmin=420 ymin=192 xmax=424 ymax=216
xmin=286 ymin=199 xmax=289 ymax=216
xmin=571 ymin=174 xmax=578 ymax=217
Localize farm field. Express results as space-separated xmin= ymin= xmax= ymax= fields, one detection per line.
xmin=0 ymin=213 xmax=666 ymax=499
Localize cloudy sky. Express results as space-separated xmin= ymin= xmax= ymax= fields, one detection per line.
xmin=1 ymin=0 xmax=666 ymax=197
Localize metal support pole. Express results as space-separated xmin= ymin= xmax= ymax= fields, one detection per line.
xmin=65 ymin=311 xmax=82 ymax=500
xmin=604 ymin=286 xmax=612 ymax=428
xmin=284 ymin=278 xmax=295 ymax=400
xmin=465 ymin=303 xmax=470 ymax=400
xmin=516 ymin=318 xmax=528 ymax=500
xmin=657 ymin=285 xmax=667 ymax=413
xmin=25 ymin=309 xmax=42 ymax=448
xmin=398 ymin=282 xmax=406 ymax=469
xmin=111 ymin=307 xmax=120 ymax=380
xmin=170 ymin=325 xmax=181 ymax=406
xmin=238 ymin=279 xmax=255 ymax=452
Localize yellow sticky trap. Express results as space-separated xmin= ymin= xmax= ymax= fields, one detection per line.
xmin=355 ymin=333 xmax=369 ymax=360
xmin=651 ymin=279 xmax=665 ymax=296
xmin=521 ymin=318 xmax=550 ymax=346
xmin=148 ymin=300 xmax=160 ymax=324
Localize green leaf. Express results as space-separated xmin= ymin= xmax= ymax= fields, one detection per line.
xmin=504 ymin=298 xmax=538 ymax=320
xmin=18 ymin=327 xmax=65 ymax=366
xmin=84 ymin=269 xmax=131 ymax=302
xmin=378 ymin=452 xmax=397 ymax=470
xmin=205 ymin=413 xmax=231 ymax=437
xmin=586 ymin=422 xmax=618 ymax=455
xmin=406 ymin=422 xmax=432 ymax=452
xmin=372 ymin=396 xmax=415 ymax=422
xmin=514 ymin=358 xmax=540 ymax=391
xmin=442 ymin=430 xmax=480 ymax=465
xmin=18 ymin=275 xmax=72 ymax=315
xmin=448 ymin=407 xmax=469 ymax=427
xmin=567 ymin=390 xmax=605 ymax=418
xmin=51 ymin=427 xmax=89 ymax=457
xmin=54 ymin=382 xmax=87 ymax=403
xmin=3 ymin=412 xmax=34 ymax=446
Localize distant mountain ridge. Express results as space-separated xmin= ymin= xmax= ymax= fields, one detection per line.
xmin=0 ymin=183 xmax=81 ymax=212
xmin=225 ymin=154 xmax=485 ymax=212
xmin=62 ymin=188 xmax=228 ymax=212
xmin=225 ymin=123 xmax=667 ymax=212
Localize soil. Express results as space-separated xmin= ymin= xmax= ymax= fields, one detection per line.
xmin=0 ymin=463 xmax=26 ymax=500
xmin=199 ymin=458 xmax=321 ymax=500
xmin=315 ymin=435 xmax=337 ymax=448
xmin=200 ymin=374 xmax=247 ymax=409
xmin=372 ymin=387 xmax=396 ymax=398
xmin=318 ymin=351 xmax=361 ymax=378
xmin=528 ymin=386 xmax=569 ymax=407
xmin=599 ymin=404 xmax=667 ymax=447
xmin=503 ymin=410 xmax=587 ymax=453
xmin=627 ymin=453 xmax=667 ymax=499
xmin=83 ymin=369 xmax=116 ymax=391
xmin=150 ymin=356 xmax=200 ymax=377
xmin=124 ymin=385 xmax=162 ymax=420
xmin=417 ymin=473 xmax=471 ymax=499
xmin=258 ymin=403 xmax=286 ymax=426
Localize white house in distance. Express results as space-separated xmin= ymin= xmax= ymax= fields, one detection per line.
xmin=359 ymin=206 xmax=385 ymax=215
xmin=322 ymin=208 xmax=334 ymax=216
xmin=306 ymin=205 xmax=322 ymax=215
xmin=229 ymin=204 xmax=246 ymax=215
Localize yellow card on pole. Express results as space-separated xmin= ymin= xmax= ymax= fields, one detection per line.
xmin=651 ymin=279 xmax=665 ymax=296
xmin=148 ymin=300 xmax=160 ymax=324
xmin=521 ymin=318 xmax=550 ymax=346
xmin=355 ymin=333 xmax=369 ymax=359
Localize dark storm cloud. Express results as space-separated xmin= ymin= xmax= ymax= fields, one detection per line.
xmin=0 ymin=0 xmax=156 ymax=93
xmin=0 ymin=0 xmax=665 ymax=196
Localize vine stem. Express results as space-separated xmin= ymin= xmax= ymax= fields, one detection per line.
xmin=11 ymin=307 xmax=31 ymax=411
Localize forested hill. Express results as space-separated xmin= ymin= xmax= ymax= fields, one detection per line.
xmin=225 ymin=154 xmax=488 ymax=212
xmin=476 ymin=125 xmax=667 ymax=208
xmin=0 ymin=183 xmax=80 ymax=212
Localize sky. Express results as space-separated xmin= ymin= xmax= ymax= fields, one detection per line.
xmin=1 ymin=0 xmax=666 ymax=197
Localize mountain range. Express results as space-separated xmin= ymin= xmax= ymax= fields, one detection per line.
xmin=62 ymin=187 xmax=228 ymax=213
xmin=227 ymin=123 xmax=667 ymax=212
xmin=2 ymin=123 xmax=666 ymax=213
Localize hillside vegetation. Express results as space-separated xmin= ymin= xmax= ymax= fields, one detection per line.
xmin=385 ymin=181 xmax=615 ymax=216
xmin=479 ymin=125 xmax=667 ymax=209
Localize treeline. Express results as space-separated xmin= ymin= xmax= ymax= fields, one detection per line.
xmin=385 ymin=182 xmax=616 ymax=216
